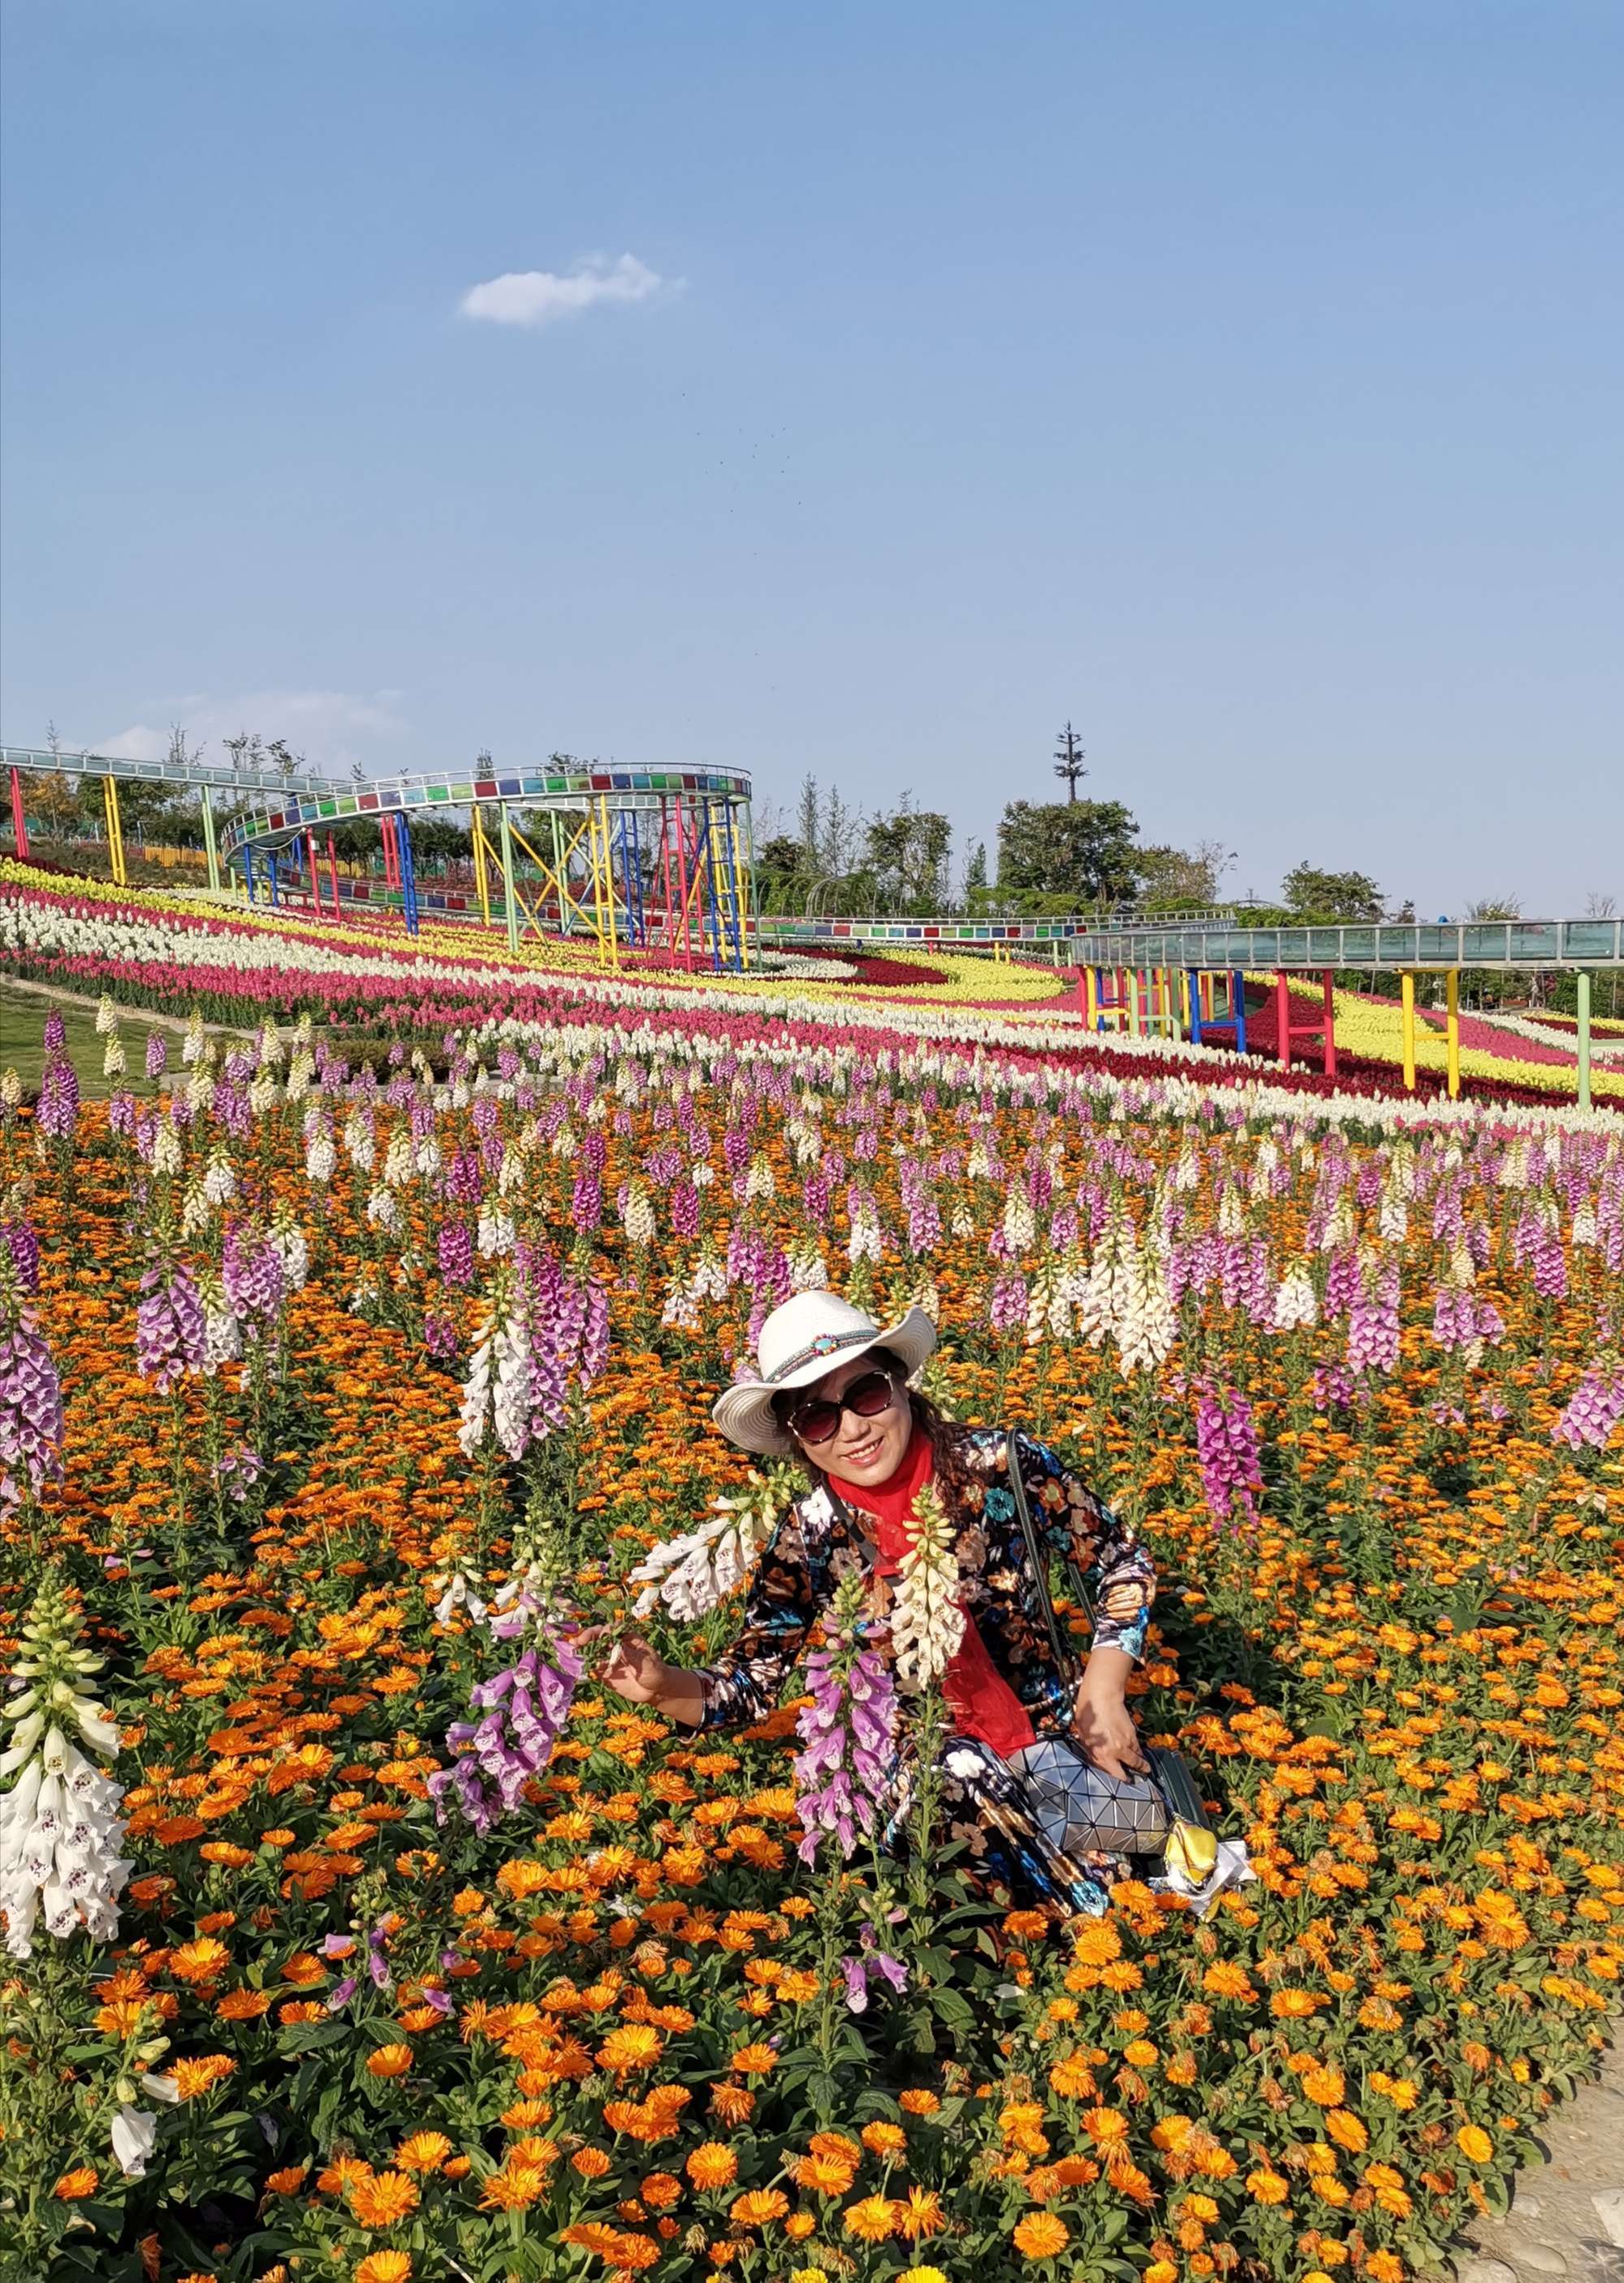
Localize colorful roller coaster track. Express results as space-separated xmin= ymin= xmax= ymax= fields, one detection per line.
xmin=2 ymin=745 xmax=757 ymax=975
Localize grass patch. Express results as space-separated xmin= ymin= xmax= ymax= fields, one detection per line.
xmin=0 ymin=983 xmax=169 ymax=1100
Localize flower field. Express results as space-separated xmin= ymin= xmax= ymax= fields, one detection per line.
xmin=1 ymin=871 xmax=1622 ymax=2283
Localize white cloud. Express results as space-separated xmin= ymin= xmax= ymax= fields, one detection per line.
xmin=94 ymin=690 xmax=406 ymax=779
xmin=459 ymin=253 xmax=668 ymax=329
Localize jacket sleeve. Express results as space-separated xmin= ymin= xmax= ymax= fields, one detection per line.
xmin=691 ymin=1503 xmax=822 ymax=1731
xmin=1015 ymin=1433 xmax=1156 ymax=1663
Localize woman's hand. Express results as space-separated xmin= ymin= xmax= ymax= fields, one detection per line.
xmin=1070 ymin=1647 xmax=1149 ymax=1781
xmin=576 ymin=1628 xmax=706 ymax=1727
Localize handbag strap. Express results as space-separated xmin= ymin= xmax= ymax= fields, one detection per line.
xmin=1005 ymin=1429 xmax=1081 ymax=1688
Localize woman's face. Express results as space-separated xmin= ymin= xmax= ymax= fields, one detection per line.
xmin=790 ymin=1352 xmax=911 ymax=1485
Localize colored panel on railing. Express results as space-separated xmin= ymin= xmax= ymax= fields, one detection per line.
xmin=358 ymin=792 xmax=378 ymax=811
xmin=474 ymin=780 xmax=498 ymax=799
xmin=496 ymin=778 xmax=521 ymax=797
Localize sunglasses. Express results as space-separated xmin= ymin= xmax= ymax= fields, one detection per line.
xmin=787 ymin=1368 xmax=898 ymax=1447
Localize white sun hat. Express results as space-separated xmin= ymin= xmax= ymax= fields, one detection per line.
xmin=710 ymin=1290 xmax=937 ymax=1457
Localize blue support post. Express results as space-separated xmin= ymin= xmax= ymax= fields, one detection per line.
xmin=397 ymin=817 xmax=420 ymax=936
xmin=719 ymin=802 xmax=745 ymax=972
xmin=1187 ymin=968 xmax=1203 ymax=1044
xmin=1231 ymin=969 xmax=1247 ymax=1055
xmin=244 ymin=847 xmax=256 ymax=906
xmin=268 ymin=854 xmax=280 ymax=910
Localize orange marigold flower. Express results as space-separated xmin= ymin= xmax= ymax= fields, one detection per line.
xmin=355 ymin=2256 xmax=414 ymax=2283
xmin=1326 ymin=2109 xmax=1368 ymax=2153
xmin=572 ymin=2147 xmax=612 ymax=2178
xmin=843 ymin=2195 xmax=901 ymax=2242
xmin=709 ymin=2082 xmax=755 ymax=2125
xmin=1269 ymin=1988 xmax=1324 ymax=2019
xmin=266 ymin=2165 xmax=308 ymax=2196
xmin=1082 ymin=2106 xmax=1130 ymax=2146
xmin=1246 ymin=2168 xmax=1289 ymax=2204
xmin=199 ymin=1842 xmax=255 ymax=1869
xmin=730 ymin=2188 xmax=790 ymax=2228
xmin=730 ymin=2041 xmax=777 ymax=2073
xmin=215 ymin=1988 xmax=273 ymax=2021
xmin=480 ymin=2163 xmax=551 ymax=2211
xmin=347 ymin=2170 xmax=420 ymax=2228
xmin=793 ymin=2152 xmax=857 ymax=2196
xmin=1201 ymin=1961 xmax=1256 ymax=2001
xmin=898 ymin=2088 xmax=941 ymax=2116
xmin=170 ymin=1938 xmax=230 ymax=1984
xmin=898 ymin=2187 xmax=945 ymax=2240
xmin=685 ymin=2142 xmax=738 ymax=2190
xmin=175 ymin=2055 xmax=237 ymax=2099
xmin=53 ymin=2168 xmax=99 ymax=2201
xmin=365 ymin=2044 xmax=413 ymax=2078
xmin=862 ymin=2122 xmax=908 ymax=2158
xmin=641 ymin=2173 xmax=681 ymax=2209
xmin=597 ymin=2025 xmax=663 ymax=2076
xmin=1457 ymin=2124 xmax=1494 ymax=2164
xmin=1300 ymin=2065 xmax=1345 ymax=2106
xmin=395 ymin=2133 xmax=452 ymax=2173
xmin=1013 ymin=2212 xmax=1070 ymax=2259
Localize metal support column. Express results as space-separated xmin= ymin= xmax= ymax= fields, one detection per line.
xmin=1187 ymin=968 xmax=1203 ymax=1044
xmin=9 ymin=767 xmax=29 ymax=860
xmin=1445 ymin=969 xmax=1461 ymax=1100
xmin=102 ymin=774 xmax=127 ymax=887
xmin=1401 ymin=973 xmax=1416 ymax=1092
xmin=1577 ymin=970 xmax=1592 ymax=1112
xmin=200 ymin=784 xmax=221 ymax=891
xmin=1231 ymin=971 xmax=1247 ymax=1056
xmin=499 ymin=805 xmax=520 ymax=953
xmin=472 ymin=805 xmax=491 ymax=927
xmin=1321 ymin=968 xmax=1337 ymax=1079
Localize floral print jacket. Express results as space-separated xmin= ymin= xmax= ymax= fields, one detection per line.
xmin=696 ymin=1425 xmax=1155 ymax=1732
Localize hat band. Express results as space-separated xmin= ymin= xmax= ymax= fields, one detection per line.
xmin=764 ymin=1326 xmax=877 ymax=1385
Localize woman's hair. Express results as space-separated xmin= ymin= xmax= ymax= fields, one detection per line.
xmin=772 ymin=1347 xmax=971 ymax=1503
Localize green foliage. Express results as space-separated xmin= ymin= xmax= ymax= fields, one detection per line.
xmin=1280 ymin=862 xmax=1385 ymax=922
xmin=996 ymin=798 xmax=1140 ymax=906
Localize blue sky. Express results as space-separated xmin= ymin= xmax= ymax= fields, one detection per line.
xmin=3 ymin=0 xmax=1620 ymax=912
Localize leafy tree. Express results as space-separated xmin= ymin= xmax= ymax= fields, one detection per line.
xmin=1280 ymin=863 xmax=1385 ymax=922
xmin=961 ymin=839 xmax=989 ymax=910
xmin=864 ymin=795 xmax=950 ymax=914
xmin=1135 ymin=839 xmax=1235 ymax=911
xmin=754 ymin=835 xmax=817 ymax=914
xmin=996 ymin=798 xmax=1140 ymax=906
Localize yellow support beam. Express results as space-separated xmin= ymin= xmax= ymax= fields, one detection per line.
xmin=1445 ymin=969 xmax=1461 ymax=1099
xmin=1401 ymin=972 xmax=1416 ymax=1091
xmin=508 ymin=811 xmax=597 ymax=941
xmin=102 ymin=775 xmax=127 ymax=887
xmin=598 ymin=797 xmax=620 ymax=971
xmin=471 ymin=805 xmax=491 ymax=928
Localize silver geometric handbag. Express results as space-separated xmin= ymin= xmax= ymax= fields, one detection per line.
xmin=1006 ymin=1735 xmax=1170 ymax=1854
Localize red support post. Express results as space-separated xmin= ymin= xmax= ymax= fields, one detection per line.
xmin=659 ymin=796 xmax=677 ymax=957
xmin=306 ymin=832 xmax=322 ymax=914
xmin=1276 ymin=971 xmax=1292 ymax=1070
xmin=381 ymin=815 xmax=399 ymax=895
xmin=327 ymin=834 xmax=340 ymax=915
xmin=1321 ymin=967 xmax=1337 ymax=1079
xmin=8 ymin=768 xmax=28 ymax=862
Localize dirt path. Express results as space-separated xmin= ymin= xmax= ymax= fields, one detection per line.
xmin=1455 ymin=2034 xmax=1624 ymax=2280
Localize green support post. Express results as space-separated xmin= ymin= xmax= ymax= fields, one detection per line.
xmin=199 ymin=784 xmax=221 ymax=892
xmin=1576 ymin=971 xmax=1592 ymax=1112
xmin=499 ymin=805 xmax=520 ymax=953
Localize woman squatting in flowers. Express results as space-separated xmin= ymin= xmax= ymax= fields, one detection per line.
xmin=595 ymin=1291 xmax=1157 ymax=1916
